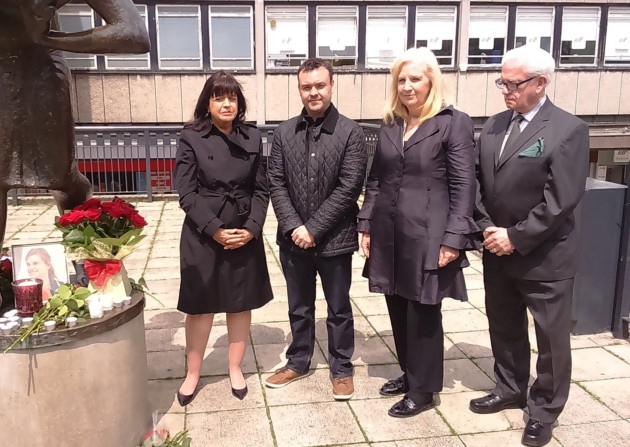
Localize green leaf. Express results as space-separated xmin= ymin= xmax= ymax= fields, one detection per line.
xmin=67 ymin=299 xmax=79 ymax=311
xmin=58 ymin=305 xmax=68 ymax=316
xmin=49 ymin=297 xmax=62 ymax=308
xmin=64 ymin=229 xmax=85 ymax=243
xmin=57 ymin=285 xmax=72 ymax=300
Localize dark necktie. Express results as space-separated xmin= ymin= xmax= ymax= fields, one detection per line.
xmin=502 ymin=114 xmax=524 ymax=157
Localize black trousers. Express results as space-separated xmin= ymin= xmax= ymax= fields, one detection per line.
xmin=484 ymin=269 xmax=573 ymax=424
xmin=280 ymin=248 xmax=354 ymax=377
xmin=386 ymin=294 xmax=443 ymax=402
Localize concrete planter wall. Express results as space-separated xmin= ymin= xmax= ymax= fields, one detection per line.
xmin=0 ymin=293 xmax=149 ymax=447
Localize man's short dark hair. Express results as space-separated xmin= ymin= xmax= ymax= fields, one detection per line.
xmin=298 ymin=58 xmax=334 ymax=82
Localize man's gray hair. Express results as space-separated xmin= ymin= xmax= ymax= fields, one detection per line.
xmin=502 ymin=45 xmax=555 ymax=81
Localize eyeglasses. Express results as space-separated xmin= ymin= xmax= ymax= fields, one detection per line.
xmin=495 ymin=76 xmax=538 ymax=92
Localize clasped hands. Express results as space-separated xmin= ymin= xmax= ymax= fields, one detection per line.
xmin=482 ymin=226 xmax=514 ymax=256
xmin=213 ymin=228 xmax=253 ymax=250
xmin=360 ymin=233 xmax=459 ymax=267
xmin=292 ymin=225 xmax=315 ymax=250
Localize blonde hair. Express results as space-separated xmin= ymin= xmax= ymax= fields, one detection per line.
xmin=384 ymin=47 xmax=449 ymax=125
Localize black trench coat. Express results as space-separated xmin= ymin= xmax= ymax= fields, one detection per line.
xmin=174 ymin=124 xmax=273 ymax=314
xmin=357 ymin=107 xmax=480 ymax=304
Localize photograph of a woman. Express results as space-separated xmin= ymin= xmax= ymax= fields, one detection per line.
xmin=13 ymin=243 xmax=67 ymax=301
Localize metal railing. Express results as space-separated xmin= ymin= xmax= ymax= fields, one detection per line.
xmin=9 ymin=123 xmax=380 ymax=204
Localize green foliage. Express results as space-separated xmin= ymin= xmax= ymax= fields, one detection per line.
xmin=3 ymin=284 xmax=92 ymax=353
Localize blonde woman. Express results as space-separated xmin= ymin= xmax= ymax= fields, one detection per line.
xmin=357 ymin=48 xmax=479 ymax=417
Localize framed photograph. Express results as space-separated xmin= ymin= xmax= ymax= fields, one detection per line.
xmin=11 ymin=242 xmax=69 ymax=301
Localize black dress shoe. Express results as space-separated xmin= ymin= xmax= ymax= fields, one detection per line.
xmin=522 ymin=419 xmax=553 ymax=447
xmin=387 ymin=395 xmax=435 ymax=418
xmin=231 ymin=385 xmax=248 ymax=400
xmin=379 ymin=376 xmax=409 ymax=397
xmin=176 ymin=382 xmax=200 ymax=407
xmin=469 ymin=393 xmax=526 ymax=414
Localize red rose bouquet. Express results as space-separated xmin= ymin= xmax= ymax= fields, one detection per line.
xmin=55 ymin=198 xmax=147 ymax=295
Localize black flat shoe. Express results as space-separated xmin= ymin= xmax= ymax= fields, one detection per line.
xmin=379 ymin=375 xmax=409 ymax=396
xmin=387 ymin=395 xmax=434 ymax=418
xmin=469 ymin=393 xmax=526 ymax=414
xmin=231 ymin=385 xmax=248 ymax=400
xmin=521 ymin=419 xmax=553 ymax=447
xmin=176 ymin=382 xmax=200 ymax=407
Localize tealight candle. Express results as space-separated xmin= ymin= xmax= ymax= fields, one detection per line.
xmin=100 ymin=294 xmax=113 ymax=311
xmin=66 ymin=316 xmax=78 ymax=328
xmin=3 ymin=309 xmax=18 ymax=318
xmin=21 ymin=317 xmax=33 ymax=327
xmin=8 ymin=316 xmax=21 ymax=325
xmin=113 ymin=297 xmax=123 ymax=309
xmin=43 ymin=320 xmax=56 ymax=332
xmin=122 ymin=296 xmax=132 ymax=307
xmin=0 ymin=317 xmax=8 ymax=324
xmin=0 ymin=323 xmax=10 ymax=335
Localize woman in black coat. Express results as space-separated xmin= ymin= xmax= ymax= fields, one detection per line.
xmin=358 ymin=48 xmax=480 ymax=418
xmin=174 ymin=71 xmax=273 ymax=405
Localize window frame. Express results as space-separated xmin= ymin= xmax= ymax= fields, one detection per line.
xmin=364 ymin=5 xmax=408 ymax=69
xmin=514 ymin=6 xmax=555 ymax=54
xmin=604 ymin=7 xmax=630 ymax=66
xmin=559 ymin=6 xmax=601 ymax=67
xmin=57 ymin=3 xmax=97 ymax=70
xmin=467 ymin=5 xmax=509 ymax=67
xmin=208 ymin=5 xmax=254 ymax=70
xmin=265 ymin=5 xmax=309 ymax=70
xmin=415 ymin=5 xmax=458 ymax=68
xmin=155 ymin=4 xmax=203 ymax=70
xmin=315 ymin=5 xmax=359 ymax=68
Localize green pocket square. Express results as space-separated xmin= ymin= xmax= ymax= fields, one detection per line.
xmin=518 ymin=138 xmax=544 ymax=157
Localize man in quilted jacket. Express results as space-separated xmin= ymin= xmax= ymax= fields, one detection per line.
xmin=266 ymin=58 xmax=367 ymax=400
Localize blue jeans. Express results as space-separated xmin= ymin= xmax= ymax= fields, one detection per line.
xmin=279 ymin=248 xmax=354 ymax=378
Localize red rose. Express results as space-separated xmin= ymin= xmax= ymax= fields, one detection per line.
xmin=83 ymin=208 xmax=102 ymax=221
xmin=74 ymin=198 xmax=101 ymax=211
xmin=130 ymin=213 xmax=147 ymax=228
xmin=58 ymin=210 xmax=86 ymax=226
xmin=114 ymin=197 xmax=138 ymax=219
xmin=101 ymin=201 xmax=128 ymax=219
xmin=0 ymin=257 xmax=11 ymax=273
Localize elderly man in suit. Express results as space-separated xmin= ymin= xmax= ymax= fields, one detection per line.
xmin=471 ymin=45 xmax=589 ymax=447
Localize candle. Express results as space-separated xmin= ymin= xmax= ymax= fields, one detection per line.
xmin=122 ymin=296 xmax=132 ymax=307
xmin=8 ymin=316 xmax=21 ymax=326
xmin=43 ymin=320 xmax=56 ymax=332
xmin=0 ymin=317 xmax=8 ymax=324
xmin=66 ymin=317 xmax=78 ymax=328
xmin=113 ymin=297 xmax=123 ymax=309
xmin=88 ymin=298 xmax=104 ymax=319
xmin=21 ymin=317 xmax=34 ymax=327
xmin=12 ymin=278 xmax=44 ymax=317
xmin=100 ymin=294 xmax=113 ymax=311
xmin=3 ymin=309 xmax=18 ymax=318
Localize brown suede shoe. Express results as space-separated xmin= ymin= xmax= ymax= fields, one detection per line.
xmin=264 ymin=367 xmax=307 ymax=388
xmin=332 ymin=376 xmax=354 ymax=400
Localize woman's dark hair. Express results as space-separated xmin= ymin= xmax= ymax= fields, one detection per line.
xmin=185 ymin=71 xmax=247 ymax=130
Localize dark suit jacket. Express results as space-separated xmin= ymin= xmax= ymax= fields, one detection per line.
xmin=475 ymin=98 xmax=589 ymax=281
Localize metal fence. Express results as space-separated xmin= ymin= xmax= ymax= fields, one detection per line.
xmin=9 ymin=123 xmax=380 ymax=203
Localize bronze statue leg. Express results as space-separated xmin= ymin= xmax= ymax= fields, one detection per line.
xmin=0 ymin=188 xmax=7 ymax=253
xmin=51 ymin=161 xmax=92 ymax=214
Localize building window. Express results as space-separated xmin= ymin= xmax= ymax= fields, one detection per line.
xmin=416 ymin=6 xmax=457 ymax=67
xmin=468 ymin=6 xmax=507 ymax=66
xmin=156 ymin=5 xmax=202 ymax=69
xmin=57 ymin=4 xmax=97 ymax=69
xmin=105 ymin=4 xmax=149 ymax=70
xmin=209 ymin=6 xmax=253 ymax=70
xmin=265 ymin=6 xmax=308 ymax=69
xmin=560 ymin=7 xmax=600 ymax=66
xmin=365 ymin=6 xmax=407 ymax=69
xmin=605 ymin=8 xmax=630 ymax=66
xmin=515 ymin=6 xmax=554 ymax=53
xmin=316 ymin=6 xmax=358 ymax=68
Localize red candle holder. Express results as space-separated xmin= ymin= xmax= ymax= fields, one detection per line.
xmin=12 ymin=278 xmax=44 ymax=317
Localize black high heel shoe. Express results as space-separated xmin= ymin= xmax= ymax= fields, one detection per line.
xmin=231 ymin=385 xmax=248 ymax=400
xmin=176 ymin=382 xmax=200 ymax=407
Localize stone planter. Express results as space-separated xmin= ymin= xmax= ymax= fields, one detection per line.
xmin=0 ymin=292 xmax=149 ymax=447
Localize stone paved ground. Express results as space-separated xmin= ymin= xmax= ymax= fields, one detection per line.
xmin=4 ymin=198 xmax=630 ymax=447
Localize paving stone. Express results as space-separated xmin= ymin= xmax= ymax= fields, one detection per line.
xmin=444 ymin=337 xmax=467 ymax=360
xmin=557 ymin=383 xmax=620 ymax=425
xmin=350 ymin=398 xmax=451 ymax=442
xmin=351 ymin=363 xmax=404 ymax=400
xmin=199 ymin=345 xmax=258 ymax=376
xmin=254 ymin=342 xmax=328 ymax=373
xmin=442 ymin=358 xmax=495 ymax=393
xmin=270 ymin=402 xmax=365 ymax=447
xmin=145 ymin=327 xmax=184 ymax=352
xmin=147 ymin=379 xmax=184 ymax=414
xmin=581 ymin=378 xmax=630 ymax=418
xmin=438 ymin=391 xmax=512 ymax=434
xmin=186 ymin=408 xmax=274 ymax=447
xmin=553 ymin=420 xmax=630 ymax=447
xmin=250 ymin=300 xmax=290 ymax=323
xmin=366 ymin=314 xmax=393 ymax=336
xmin=396 ymin=437 xmax=465 ymax=447
xmin=447 ymin=330 xmax=494 ymax=359
xmin=352 ymin=296 xmax=388 ymax=316
xmin=187 ymin=374 xmax=266 ymax=413
xmin=460 ymin=430 xmax=562 ymax=447
xmin=147 ymin=350 xmax=186 ymax=380
xmin=262 ymin=368 xmax=336 ymax=406
xmin=572 ymin=347 xmax=630 ymax=381
xmin=604 ymin=343 xmax=630 ymax=364
xmin=351 ymin=336 xmax=398 ymax=366
xmin=443 ymin=308 xmax=489 ymax=333
xmin=144 ymin=309 xmax=185 ymax=329
xmin=250 ymin=321 xmax=292 ymax=345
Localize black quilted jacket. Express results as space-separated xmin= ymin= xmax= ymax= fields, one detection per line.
xmin=268 ymin=105 xmax=367 ymax=257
